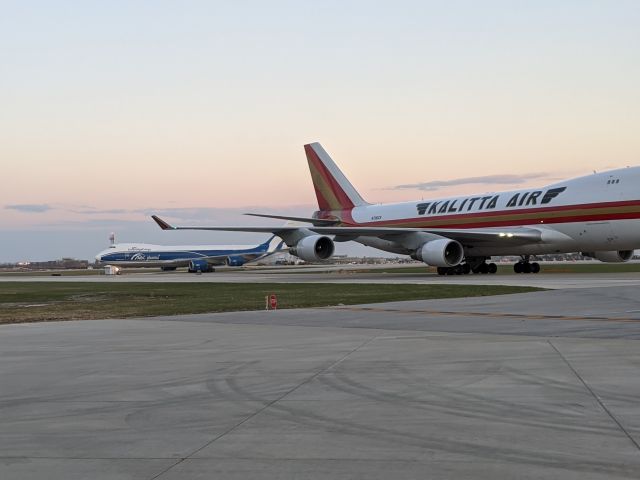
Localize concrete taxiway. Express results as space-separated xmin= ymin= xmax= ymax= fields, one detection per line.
xmin=2 ymin=285 xmax=640 ymax=479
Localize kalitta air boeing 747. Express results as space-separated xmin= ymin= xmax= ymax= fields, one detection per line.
xmin=153 ymin=143 xmax=640 ymax=275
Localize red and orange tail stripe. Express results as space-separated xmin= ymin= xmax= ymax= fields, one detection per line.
xmin=304 ymin=144 xmax=355 ymax=211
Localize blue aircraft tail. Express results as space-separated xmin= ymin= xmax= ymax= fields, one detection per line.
xmin=259 ymin=235 xmax=285 ymax=253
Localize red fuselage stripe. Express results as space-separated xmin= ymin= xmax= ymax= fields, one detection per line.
xmin=332 ymin=199 xmax=640 ymax=229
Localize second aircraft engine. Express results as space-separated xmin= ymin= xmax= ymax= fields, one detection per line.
xmin=289 ymin=235 xmax=335 ymax=263
xmin=188 ymin=259 xmax=211 ymax=272
xmin=225 ymin=256 xmax=246 ymax=267
xmin=413 ymin=238 xmax=464 ymax=267
xmin=583 ymin=250 xmax=634 ymax=263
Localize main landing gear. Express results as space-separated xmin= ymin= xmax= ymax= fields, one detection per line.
xmin=436 ymin=261 xmax=497 ymax=275
xmin=473 ymin=261 xmax=498 ymax=274
xmin=437 ymin=264 xmax=470 ymax=275
xmin=514 ymin=256 xmax=540 ymax=274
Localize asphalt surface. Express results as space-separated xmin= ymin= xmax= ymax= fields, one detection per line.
xmin=1 ymin=281 xmax=640 ymax=478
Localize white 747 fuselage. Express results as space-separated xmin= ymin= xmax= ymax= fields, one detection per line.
xmin=335 ymin=168 xmax=638 ymax=257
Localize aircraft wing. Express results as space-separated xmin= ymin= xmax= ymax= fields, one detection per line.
xmin=152 ymin=215 xmax=302 ymax=234
xmin=197 ymin=244 xmax=288 ymax=265
xmin=244 ymin=213 xmax=339 ymax=226
xmin=151 ymin=215 xmax=543 ymax=246
xmin=197 ymin=253 xmax=263 ymax=265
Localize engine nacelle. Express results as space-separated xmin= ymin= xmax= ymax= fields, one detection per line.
xmin=582 ymin=250 xmax=634 ymax=263
xmin=225 ymin=256 xmax=246 ymax=267
xmin=413 ymin=238 xmax=464 ymax=267
xmin=289 ymin=235 xmax=335 ymax=263
xmin=188 ymin=259 xmax=211 ymax=272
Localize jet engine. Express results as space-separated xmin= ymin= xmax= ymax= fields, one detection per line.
xmin=289 ymin=235 xmax=335 ymax=263
xmin=225 ymin=256 xmax=246 ymax=267
xmin=413 ymin=238 xmax=464 ymax=267
xmin=188 ymin=259 xmax=211 ymax=272
xmin=582 ymin=250 xmax=634 ymax=263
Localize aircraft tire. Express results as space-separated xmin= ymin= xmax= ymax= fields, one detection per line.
xmin=488 ymin=263 xmax=497 ymax=274
xmin=531 ymin=262 xmax=540 ymax=274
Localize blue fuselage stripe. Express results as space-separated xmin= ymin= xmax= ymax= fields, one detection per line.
xmin=100 ymin=246 xmax=266 ymax=263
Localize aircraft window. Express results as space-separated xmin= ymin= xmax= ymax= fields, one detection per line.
xmin=616 ymin=179 xmax=620 ymax=183
xmin=607 ymin=180 xmax=611 ymax=184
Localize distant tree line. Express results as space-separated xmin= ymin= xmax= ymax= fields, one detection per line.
xmin=0 ymin=258 xmax=89 ymax=270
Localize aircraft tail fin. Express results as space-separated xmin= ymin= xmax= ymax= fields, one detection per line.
xmin=304 ymin=142 xmax=369 ymax=212
xmin=260 ymin=235 xmax=286 ymax=253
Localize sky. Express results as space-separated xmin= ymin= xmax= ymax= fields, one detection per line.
xmin=1 ymin=1 xmax=639 ymax=261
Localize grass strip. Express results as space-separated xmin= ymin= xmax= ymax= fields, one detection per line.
xmin=0 ymin=282 xmax=541 ymax=324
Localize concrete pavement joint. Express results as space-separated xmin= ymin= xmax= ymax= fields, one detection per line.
xmin=548 ymin=340 xmax=640 ymax=453
xmin=0 ymin=456 xmax=177 ymax=460
xmin=148 ymin=334 xmax=378 ymax=480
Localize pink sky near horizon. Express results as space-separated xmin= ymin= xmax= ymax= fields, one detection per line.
xmin=2 ymin=129 xmax=634 ymax=230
